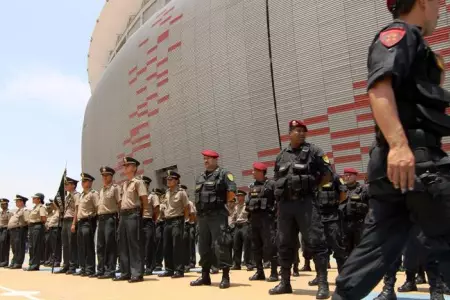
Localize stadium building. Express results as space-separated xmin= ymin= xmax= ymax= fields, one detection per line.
xmin=83 ymin=0 xmax=450 ymax=192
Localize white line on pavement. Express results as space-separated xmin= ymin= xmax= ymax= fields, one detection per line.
xmin=0 ymin=286 xmax=41 ymax=300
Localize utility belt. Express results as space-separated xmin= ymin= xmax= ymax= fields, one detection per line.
xmin=29 ymin=222 xmax=45 ymax=226
xmin=78 ymin=216 xmax=96 ymax=223
xmin=247 ymin=198 xmax=273 ymax=212
xmin=120 ymin=208 xmax=140 ymax=216
xmin=0 ymin=227 xmax=7 ymax=231
xmin=165 ymin=216 xmax=184 ymax=223
xmin=49 ymin=226 xmax=60 ymax=230
xmin=98 ymin=213 xmax=116 ymax=220
xmin=8 ymin=226 xmax=27 ymax=230
xmin=63 ymin=217 xmax=74 ymax=221
xmin=235 ymin=222 xmax=248 ymax=228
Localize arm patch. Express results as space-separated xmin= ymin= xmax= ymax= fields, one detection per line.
xmin=380 ymin=28 xmax=406 ymax=48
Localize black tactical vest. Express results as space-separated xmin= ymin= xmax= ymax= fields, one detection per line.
xmin=274 ymin=144 xmax=317 ymax=201
xmin=194 ymin=168 xmax=227 ymax=212
xmin=247 ymin=180 xmax=274 ymax=212
xmin=318 ymin=183 xmax=339 ymax=212
xmin=346 ymin=185 xmax=368 ymax=220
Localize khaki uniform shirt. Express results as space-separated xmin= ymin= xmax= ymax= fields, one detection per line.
xmin=232 ymin=203 xmax=249 ymax=225
xmin=77 ymin=189 xmax=99 ymax=219
xmin=185 ymin=201 xmax=197 ymax=224
xmin=143 ymin=193 xmax=160 ymax=219
xmin=7 ymin=208 xmax=28 ymax=229
xmin=47 ymin=209 xmax=60 ymax=228
xmin=0 ymin=210 xmax=12 ymax=228
xmin=121 ymin=176 xmax=147 ymax=210
xmin=28 ymin=204 xmax=47 ymax=224
xmin=164 ymin=189 xmax=189 ymax=219
xmin=227 ymin=202 xmax=236 ymax=226
xmin=158 ymin=195 xmax=167 ymax=221
xmin=98 ymin=184 xmax=120 ymax=215
xmin=64 ymin=191 xmax=80 ymax=219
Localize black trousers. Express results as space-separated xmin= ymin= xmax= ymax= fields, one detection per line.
xmin=77 ymin=218 xmax=96 ymax=274
xmin=119 ymin=209 xmax=143 ymax=278
xmin=142 ymin=218 xmax=155 ymax=271
xmin=0 ymin=228 xmax=10 ymax=265
xmin=61 ymin=218 xmax=78 ymax=271
xmin=48 ymin=227 xmax=62 ymax=265
xmin=97 ymin=214 xmax=117 ymax=275
xmin=333 ymin=177 xmax=450 ymax=300
xmin=9 ymin=227 xmax=27 ymax=266
xmin=198 ymin=210 xmax=232 ymax=270
xmin=323 ymin=221 xmax=348 ymax=270
xmin=28 ymin=223 xmax=45 ymax=268
xmin=163 ymin=216 xmax=184 ymax=273
xmin=44 ymin=230 xmax=51 ymax=263
xmin=343 ymin=219 xmax=365 ymax=253
xmin=251 ymin=212 xmax=277 ymax=272
xmin=155 ymin=221 xmax=165 ymax=268
xmin=278 ymin=197 xmax=329 ymax=280
xmin=233 ymin=223 xmax=252 ymax=267
xmin=183 ymin=222 xmax=196 ymax=266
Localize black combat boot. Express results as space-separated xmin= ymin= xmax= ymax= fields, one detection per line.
xmin=267 ymin=261 xmax=279 ymax=282
xmin=249 ymin=269 xmax=266 ymax=281
xmin=374 ymin=275 xmax=397 ymax=300
xmin=190 ymin=269 xmax=211 ymax=286
xmin=300 ymin=259 xmax=312 ymax=271
xmin=292 ymin=263 xmax=300 ymax=277
xmin=269 ymin=268 xmax=292 ymax=295
xmin=308 ymin=276 xmax=319 ymax=286
xmin=398 ymin=271 xmax=418 ymax=292
xmin=416 ymin=268 xmax=427 ymax=285
xmin=443 ymin=282 xmax=450 ymax=295
xmin=219 ymin=267 xmax=230 ymax=289
xmin=316 ymin=272 xmax=330 ymax=299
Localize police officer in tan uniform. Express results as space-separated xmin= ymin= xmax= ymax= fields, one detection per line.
xmin=154 ymin=189 xmax=166 ymax=272
xmin=114 ymin=157 xmax=148 ymax=283
xmin=0 ymin=199 xmax=12 ymax=267
xmin=47 ymin=200 xmax=62 ymax=268
xmin=142 ymin=177 xmax=160 ymax=276
xmin=55 ymin=177 xmax=80 ymax=274
xmin=159 ymin=171 xmax=189 ymax=278
xmin=25 ymin=193 xmax=47 ymax=271
xmin=74 ymin=173 xmax=99 ymax=277
xmin=8 ymin=195 xmax=29 ymax=269
xmin=96 ymin=166 xmax=120 ymax=279
xmin=231 ymin=190 xmax=252 ymax=271
xmin=44 ymin=201 xmax=54 ymax=266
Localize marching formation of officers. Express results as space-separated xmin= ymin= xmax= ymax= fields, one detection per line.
xmin=0 ymin=119 xmax=449 ymax=299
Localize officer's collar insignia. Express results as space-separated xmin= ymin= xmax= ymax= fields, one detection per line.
xmin=227 ymin=173 xmax=234 ymax=182
xmin=379 ymin=28 xmax=405 ymax=48
xmin=322 ymin=155 xmax=330 ymax=164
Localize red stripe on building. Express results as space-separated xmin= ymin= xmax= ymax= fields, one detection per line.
xmin=440 ymin=0 xmax=445 ymax=6
xmin=136 ymin=86 xmax=147 ymax=95
xmin=132 ymin=134 xmax=151 ymax=145
xmin=137 ymin=102 xmax=148 ymax=110
xmin=157 ymin=95 xmax=169 ymax=104
xmin=438 ymin=47 xmax=450 ymax=57
xmin=132 ymin=142 xmax=151 ymax=153
xmin=143 ymin=158 xmax=154 ymax=165
xmin=326 ymin=152 xmax=334 ymax=159
xmin=352 ymin=80 xmax=367 ymax=90
xmin=147 ymin=45 xmax=157 ymax=55
xmin=361 ymin=146 xmax=370 ymax=154
xmin=146 ymin=57 xmax=157 ymax=66
xmin=442 ymin=143 xmax=450 ymax=151
xmin=157 ymin=57 xmax=168 ymax=67
xmin=152 ymin=18 xmax=162 ymax=27
xmin=334 ymin=154 xmax=362 ymax=164
xmin=170 ymin=14 xmax=183 ymax=25
xmin=163 ymin=6 xmax=174 ymax=16
xmin=116 ymin=153 xmax=125 ymax=159
xmin=356 ymin=112 xmax=373 ymax=122
xmin=330 ymin=126 xmax=375 ymax=139
xmin=146 ymin=72 xmax=157 ymax=81
xmin=158 ymin=30 xmax=169 ymax=44
xmin=161 ymin=15 xmax=172 ymax=26
xmin=354 ymin=94 xmax=369 ymax=103
xmin=445 ymin=62 xmax=450 ymax=71
xmin=128 ymin=77 xmax=137 ymax=85
xmin=128 ymin=66 xmax=137 ymax=75
xmin=130 ymin=122 xmax=149 ymax=137
xmin=137 ymin=110 xmax=148 ymax=117
xmin=332 ymin=141 xmax=360 ymax=152
xmin=304 ymin=115 xmax=328 ymax=125
xmin=328 ymin=100 xmax=369 ymax=114
xmin=257 ymin=148 xmax=280 ymax=158
xmin=155 ymin=8 xmax=167 ymax=19
xmin=148 ymin=108 xmax=159 ymax=117
xmin=146 ymin=92 xmax=158 ymax=101
xmin=137 ymin=66 xmax=147 ymax=76
xmin=157 ymin=78 xmax=169 ymax=87
xmin=425 ymin=26 xmax=450 ymax=45
xmin=241 ymin=169 xmax=253 ymax=176
xmin=157 ymin=69 xmax=168 ymax=79
xmin=169 ymin=41 xmax=182 ymax=52
xmin=123 ymin=137 xmax=131 ymax=146
xmin=129 ymin=111 xmax=137 ymax=119
xmin=139 ymin=38 xmax=149 ymax=48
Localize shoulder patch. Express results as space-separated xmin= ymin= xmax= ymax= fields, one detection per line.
xmin=339 ymin=178 xmax=345 ymax=185
xmin=380 ymin=28 xmax=406 ymax=48
xmin=227 ymin=173 xmax=234 ymax=182
xmin=322 ymin=155 xmax=330 ymax=164
xmin=435 ymin=53 xmax=445 ymax=71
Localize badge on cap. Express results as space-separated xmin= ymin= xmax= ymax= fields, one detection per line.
xmin=380 ymin=28 xmax=405 ymax=48
xmin=322 ymin=155 xmax=330 ymax=164
xmin=227 ymin=173 xmax=234 ymax=182
xmin=102 ymin=167 xmax=106 ymax=173
xmin=292 ymin=120 xmax=298 ymax=126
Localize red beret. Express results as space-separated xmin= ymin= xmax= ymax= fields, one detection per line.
xmin=289 ymin=120 xmax=308 ymax=131
xmin=252 ymin=162 xmax=267 ymax=171
xmin=201 ymin=149 xmax=219 ymax=158
xmin=386 ymin=0 xmax=396 ymax=12
xmin=343 ymin=168 xmax=358 ymax=175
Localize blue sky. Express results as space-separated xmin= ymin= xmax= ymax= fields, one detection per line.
xmin=0 ymin=1 xmax=104 ymax=207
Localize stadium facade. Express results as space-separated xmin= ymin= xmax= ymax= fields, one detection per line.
xmin=83 ymin=0 xmax=450 ymax=192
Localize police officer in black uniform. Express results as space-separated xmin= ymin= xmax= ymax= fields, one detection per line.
xmin=190 ymin=149 xmax=237 ymax=289
xmin=332 ymin=1 xmax=450 ymax=298
xmin=340 ymin=168 xmax=369 ymax=253
xmin=247 ymin=162 xmax=279 ymax=282
xmin=269 ymin=120 xmax=332 ymax=299
xmin=308 ymin=173 xmax=348 ymax=286
xmin=25 ymin=193 xmax=47 ymax=271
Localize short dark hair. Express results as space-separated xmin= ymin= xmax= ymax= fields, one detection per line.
xmin=391 ymin=0 xmax=416 ymax=19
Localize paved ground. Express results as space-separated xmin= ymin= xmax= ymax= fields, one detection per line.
xmin=1 ymin=258 xmax=448 ymax=300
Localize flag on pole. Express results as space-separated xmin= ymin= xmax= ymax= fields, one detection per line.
xmin=55 ymin=168 xmax=67 ymax=212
